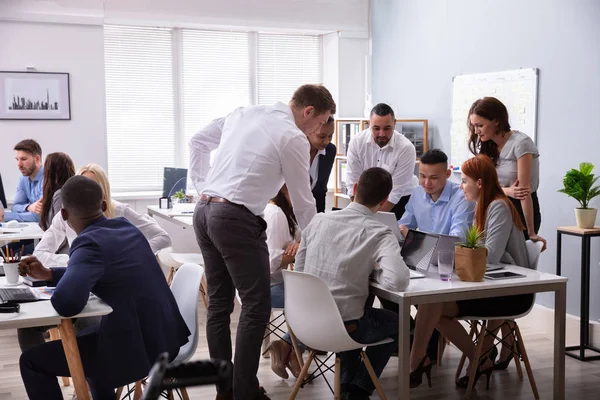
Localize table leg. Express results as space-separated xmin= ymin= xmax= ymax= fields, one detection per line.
xmin=554 ymin=284 xmax=566 ymax=400
xmin=397 ymin=297 xmax=411 ymax=399
xmin=58 ymin=319 xmax=90 ymax=400
xmin=556 ymin=231 xmax=562 ymax=275
xmin=580 ymin=236 xmax=590 ymax=358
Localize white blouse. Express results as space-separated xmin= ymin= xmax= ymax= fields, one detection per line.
xmin=33 ymin=200 xmax=172 ymax=267
xmin=264 ymin=203 xmax=300 ymax=286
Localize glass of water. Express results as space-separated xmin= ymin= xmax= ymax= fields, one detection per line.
xmin=438 ymin=250 xmax=454 ymax=281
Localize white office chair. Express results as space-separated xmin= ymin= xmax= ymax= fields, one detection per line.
xmin=116 ymin=263 xmax=204 ymax=400
xmin=157 ymin=247 xmax=208 ymax=308
xmin=455 ymin=240 xmax=543 ymax=399
xmin=283 ymin=270 xmax=390 ymax=400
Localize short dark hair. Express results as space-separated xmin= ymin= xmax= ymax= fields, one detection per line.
xmin=61 ymin=175 xmax=103 ymax=217
xmin=14 ymin=139 xmax=42 ymax=157
xmin=290 ymin=84 xmax=337 ymax=115
xmin=355 ymin=167 xmax=393 ymax=207
xmin=370 ymin=103 xmax=395 ymax=120
xmin=420 ymin=149 xmax=448 ymax=166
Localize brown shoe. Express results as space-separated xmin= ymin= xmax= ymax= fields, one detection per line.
xmin=262 ymin=340 xmax=289 ymax=379
xmin=287 ymin=350 xmax=303 ymax=378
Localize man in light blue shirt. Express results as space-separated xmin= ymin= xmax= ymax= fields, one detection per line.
xmin=399 ymin=149 xmax=474 ymax=241
xmin=2 ymin=139 xmax=44 ymax=222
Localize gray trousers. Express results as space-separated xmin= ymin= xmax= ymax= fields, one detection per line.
xmin=193 ymin=200 xmax=271 ymax=400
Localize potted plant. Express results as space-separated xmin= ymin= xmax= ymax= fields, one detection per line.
xmin=455 ymin=225 xmax=487 ymax=282
xmin=558 ymin=162 xmax=600 ymax=229
xmin=171 ymin=189 xmax=188 ymax=204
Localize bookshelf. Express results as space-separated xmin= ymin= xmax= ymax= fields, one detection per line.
xmin=333 ymin=118 xmax=428 ymax=208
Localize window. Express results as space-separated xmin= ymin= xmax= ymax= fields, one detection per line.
xmin=104 ymin=25 xmax=174 ymax=192
xmin=104 ymin=26 xmax=322 ymax=193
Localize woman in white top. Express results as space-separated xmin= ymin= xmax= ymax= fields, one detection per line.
xmin=261 ymin=185 xmax=303 ymax=380
xmin=33 ymin=164 xmax=171 ymax=267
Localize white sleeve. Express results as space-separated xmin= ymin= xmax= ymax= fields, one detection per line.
xmin=121 ymin=205 xmax=172 ymax=253
xmin=281 ymin=134 xmax=317 ymax=230
xmin=189 ymin=116 xmax=226 ymax=193
xmin=388 ymin=140 xmax=417 ymax=204
xmin=264 ymin=206 xmax=292 ymax=275
xmin=33 ymin=212 xmax=70 ymax=267
xmin=346 ymin=134 xmax=363 ymax=197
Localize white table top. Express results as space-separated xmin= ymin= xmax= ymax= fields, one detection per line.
xmin=0 ymin=222 xmax=45 ymax=242
xmin=0 ymin=277 xmax=112 ymax=330
xmin=148 ymin=205 xmax=194 ymax=228
xmin=371 ymin=265 xmax=567 ymax=299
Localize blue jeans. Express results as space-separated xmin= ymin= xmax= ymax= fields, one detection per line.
xmin=270 ymin=283 xmax=305 ymax=352
xmin=341 ymin=307 xmax=398 ymax=394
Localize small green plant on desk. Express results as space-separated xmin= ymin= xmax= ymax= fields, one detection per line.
xmin=455 ymin=225 xmax=486 ymax=282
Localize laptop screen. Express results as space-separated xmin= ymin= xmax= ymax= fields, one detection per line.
xmin=401 ymin=230 xmax=439 ymax=272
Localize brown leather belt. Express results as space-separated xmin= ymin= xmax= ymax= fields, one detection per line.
xmin=199 ymin=194 xmax=233 ymax=204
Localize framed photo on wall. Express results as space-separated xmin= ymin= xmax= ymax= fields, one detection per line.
xmin=0 ymin=71 xmax=71 ymax=120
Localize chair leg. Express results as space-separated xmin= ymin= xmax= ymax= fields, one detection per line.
xmin=115 ymin=387 xmax=124 ymax=400
xmin=514 ymin=323 xmax=540 ymax=399
xmin=133 ymin=380 xmax=143 ymax=400
xmin=287 ymin=324 xmax=304 ymax=369
xmin=199 ymin=275 xmax=209 ymax=308
xmin=262 ymin=312 xmax=273 ymax=358
xmin=456 ymin=321 xmax=478 ymax=380
xmin=180 ymin=387 xmax=190 ymax=400
xmin=334 ymin=356 xmax=341 ymax=400
xmin=289 ymin=351 xmax=315 ymax=399
xmin=465 ymin=321 xmax=487 ymax=400
xmin=360 ymin=351 xmax=387 ymax=400
xmin=503 ymin=321 xmax=524 ymax=380
xmin=166 ymin=267 xmax=175 ymax=286
xmin=437 ymin=333 xmax=446 ymax=366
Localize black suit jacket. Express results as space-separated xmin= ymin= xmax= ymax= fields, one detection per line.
xmin=311 ymin=142 xmax=336 ymax=213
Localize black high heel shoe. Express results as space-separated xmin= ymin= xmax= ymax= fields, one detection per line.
xmin=494 ymin=352 xmax=514 ymax=370
xmin=456 ymin=357 xmax=494 ymax=389
xmin=410 ymin=356 xmax=432 ymax=388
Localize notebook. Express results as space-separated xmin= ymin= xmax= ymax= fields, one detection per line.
xmin=401 ymin=230 xmax=440 ymax=279
xmin=374 ymin=211 xmax=404 ymax=243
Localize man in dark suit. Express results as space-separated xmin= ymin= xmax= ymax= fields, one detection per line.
xmin=18 ymin=175 xmax=190 ymax=400
xmin=308 ymin=116 xmax=337 ymax=213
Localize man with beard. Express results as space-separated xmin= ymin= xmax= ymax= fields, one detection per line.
xmin=1 ymin=139 xmax=44 ymax=222
xmin=346 ymin=104 xmax=416 ymax=220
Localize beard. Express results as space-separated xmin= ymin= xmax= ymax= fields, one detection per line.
xmin=20 ymin=164 xmax=36 ymax=176
xmin=375 ymin=136 xmax=390 ymax=147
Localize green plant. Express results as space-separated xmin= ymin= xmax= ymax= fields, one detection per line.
xmin=172 ymin=189 xmax=186 ymax=200
xmin=458 ymin=225 xmax=485 ymax=249
xmin=558 ymin=162 xmax=600 ymax=209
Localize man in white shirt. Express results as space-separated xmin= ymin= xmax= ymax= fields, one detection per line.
xmin=189 ymin=84 xmax=336 ymax=400
xmin=296 ymin=167 xmax=410 ymax=400
xmin=346 ymin=103 xmax=416 ymax=220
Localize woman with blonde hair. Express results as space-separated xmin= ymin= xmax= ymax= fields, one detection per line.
xmin=33 ymin=164 xmax=171 ymax=268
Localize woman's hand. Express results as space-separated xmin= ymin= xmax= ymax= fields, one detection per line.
xmin=529 ymin=233 xmax=547 ymax=252
xmin=284 ymin=242 xmax=299 ymax=257
xmin=504 ymin=180 xmax=530 ymax=200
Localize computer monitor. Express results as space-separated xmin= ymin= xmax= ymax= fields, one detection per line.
xmin=162 ymin=167 xmax=188 ymax=198
xmin=0 ymin=173 xmax=7 ymax=209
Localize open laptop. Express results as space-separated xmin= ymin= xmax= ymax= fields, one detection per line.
xmin=430 ymin=233 xmax=461 ymax=265
xmin=0 ymin=286 xmax=40 ymax=303
xmin=374 ymin=211 xmax=404 ymax=243
xmin=401 ymin=230 xmax=440 ymax=279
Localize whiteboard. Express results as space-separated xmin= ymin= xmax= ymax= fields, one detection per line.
xmin=449 ymin=68 xmax=538 ymax=169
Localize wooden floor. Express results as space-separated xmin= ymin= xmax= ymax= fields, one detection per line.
xmin=2 ymin=302 xmax=600 ymax=399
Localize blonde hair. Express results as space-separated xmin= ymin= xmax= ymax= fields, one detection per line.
xmin=77 ymin=164 xmax=115 ymax=218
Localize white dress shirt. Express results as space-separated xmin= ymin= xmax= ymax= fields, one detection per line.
xmin=309 ymin=148 xmax=326 ymax=190
xmin=264 ymin=203 xmax=300 ymax=286
xmin=189 ymin=102 xmax=317 ymax=229
xmin=33 ymin=200 xmax=172 ymax=267
xmin=346 ymin=129 xmax=417 ymax=204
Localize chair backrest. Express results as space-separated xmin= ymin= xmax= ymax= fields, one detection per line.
xmin=525 ymin=240 xmax=544 ymax=271
xmin=157 ymin=247 xmax=180 ymax=269
xmin=282 ymin=270 xmax=364 ymax=353
xmin=169 ymin=262 xmax=204 ymax=364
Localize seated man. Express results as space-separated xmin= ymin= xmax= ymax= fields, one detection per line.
xmin=18 ymin=175 xmax=189 ymax=400
xmin=295 ymin=167 xmax=410 ymax=400
xmin=399 ymin=148 xmax=475 ymax=241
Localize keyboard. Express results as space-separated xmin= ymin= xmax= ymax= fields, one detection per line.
xmin=0 ymin=288 xmax=39 ymax=303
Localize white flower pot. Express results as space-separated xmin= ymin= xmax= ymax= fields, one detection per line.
xmin=575 ymin=208 xmax=598 ymax=229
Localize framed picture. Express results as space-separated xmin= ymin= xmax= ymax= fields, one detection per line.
xmin=0 ymin=71 xmax=71 ymax=120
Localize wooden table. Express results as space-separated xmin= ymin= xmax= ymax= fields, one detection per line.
xmin=0 ymin=277 xmax=113 ymax=400
xmin=556 ymin=226 xmax=600 ymax=361
xmin=370 ymin=265 xmax=568 ymax=399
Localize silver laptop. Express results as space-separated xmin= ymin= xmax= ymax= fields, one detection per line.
xmin=374 ymin=211 xmax=403 ymax=242
xmin=430 ymin=233 xmax=461 ymax=265
xmin=401 ymin=230 xmax=440 ymax=279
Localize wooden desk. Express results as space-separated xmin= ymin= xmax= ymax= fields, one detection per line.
xmin=370 ymin=265 xmax=567 ymax=400
xmin=556 ymin=226 xmax=600 ymax=361
xmin=0 ymin=278 xmax=113 ymax=400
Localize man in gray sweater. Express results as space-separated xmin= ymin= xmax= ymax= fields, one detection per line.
xmin=295 ymin=167 xmax=410 ymax=400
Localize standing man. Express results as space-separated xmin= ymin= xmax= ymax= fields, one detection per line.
xmin=3 ymin=139 xmax=44 ymax=222
xmin=189 ymin=84 xmax=336 ymax=400
xmin=346 ymin=103 xmax=416 ymax=220
xmin=307 ymin=116 xmax=336 ymax=213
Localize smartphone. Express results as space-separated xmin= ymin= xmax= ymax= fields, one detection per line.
xmin=485 ymin=271 xmax=525 ymax=280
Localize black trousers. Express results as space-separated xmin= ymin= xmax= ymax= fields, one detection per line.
xmin=509 ymin=191 xmax=541 ymax=239
xmin=391 ymin=195 xmax=411 ymax=221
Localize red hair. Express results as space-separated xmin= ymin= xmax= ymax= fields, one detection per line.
xmin=461 ymin=154 xmax=525 ymax=232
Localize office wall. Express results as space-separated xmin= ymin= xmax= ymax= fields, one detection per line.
xmin=371 ymin=0 xmax=600 ymax=320
xmin=0 ymin=21 xmax=107 ymax=203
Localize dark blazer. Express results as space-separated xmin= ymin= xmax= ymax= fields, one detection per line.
xmin=311 ymin=142 xmax=336 ymax=213
xmin=50 ymin=216 xmax=190 ymax=387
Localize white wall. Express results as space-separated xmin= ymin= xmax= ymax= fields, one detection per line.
xmin=0 ymin=21 xmax=107 ymax=203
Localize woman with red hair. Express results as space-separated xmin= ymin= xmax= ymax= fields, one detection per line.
xmin=408 ymin=155 xmax=532 ymax=390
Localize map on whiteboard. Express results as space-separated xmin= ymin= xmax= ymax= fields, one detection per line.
xmin=449 ymin=68 xmax=538 ymax=169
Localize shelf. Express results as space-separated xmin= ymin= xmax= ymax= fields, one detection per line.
xmin=334 ymin=193 xmax=351 ymax=199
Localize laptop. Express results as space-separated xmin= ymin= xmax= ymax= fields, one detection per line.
xmin=430 ymin=233 xmax=461 ymax=265
xmin=374 ymin=211 xmax=404 ymax=243
xmin=0 ymin=286 xmax=40 ymax=303
xmin=401 ymin=230 xmax=440 ymax=279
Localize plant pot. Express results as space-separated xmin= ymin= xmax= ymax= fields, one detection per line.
xmin=454 ymin=246 xmax=487 ymax=282
xmin=575 ymin=208 xmax=598 ymax=229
